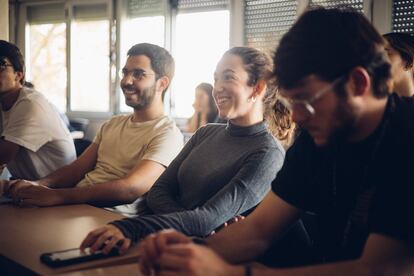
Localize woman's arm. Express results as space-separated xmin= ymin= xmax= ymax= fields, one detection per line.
xmin=145 ymin=130 xmax=200 ymax=214
xmin=111 ymin=147 xmax=284 ymax=242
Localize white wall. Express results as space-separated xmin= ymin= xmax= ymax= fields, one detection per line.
xmin=0 ymin=0 xmax=9 ymax=40
xmin=372 ymin=0 xmax=393 ymax=34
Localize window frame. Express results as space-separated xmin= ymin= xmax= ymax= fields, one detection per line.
xmin=14 ymin=0 xmax=386 ymax=121
xmin=20 ymin=0 xmax=114 ymax=119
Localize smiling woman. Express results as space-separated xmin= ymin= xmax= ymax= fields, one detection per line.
xmin=80 ymin=46 xmax=290 ymax=254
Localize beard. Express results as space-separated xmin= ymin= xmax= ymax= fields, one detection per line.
xmin=122 ymin=83 xmax=156 ymax=110
xmin=326 ymin=96 xmax=359 ymax=147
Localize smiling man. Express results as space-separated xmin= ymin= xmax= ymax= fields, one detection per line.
xmin=6 ymin=43 xmax=183 ymax=214
xmin=137 ymin=8 xmax=414 ymax=276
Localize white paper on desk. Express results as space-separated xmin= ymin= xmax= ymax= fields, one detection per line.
xmin=0 ymin=195 xmax=13 ymax=204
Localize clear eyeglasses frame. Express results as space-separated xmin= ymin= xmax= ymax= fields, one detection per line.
xmin=277 ymin=76 xmax=346 ymax=117
xmin=0 ymin=59 xmax=14 ymax=72
xmin=119 ymin=68 xmax=155 ymax=81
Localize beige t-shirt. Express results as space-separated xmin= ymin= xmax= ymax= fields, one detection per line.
xmin=76 ymin=114 xmax=183 ymax=187
xmin=0 ymin=87 xmax=76 ymax=180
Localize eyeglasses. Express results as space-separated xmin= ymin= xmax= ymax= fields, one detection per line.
xmin=0 ymin=61 xmax=13 ymax=72
xmin=278 ymin=76 xmax=345 ymax=117
xmin=119 ymin=68 xmax=155 ymax=81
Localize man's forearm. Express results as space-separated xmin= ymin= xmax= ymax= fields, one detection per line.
xmin=38 ymin=164 xmax=88 ymax=188
xmin=227 ymin=258 xmax=410 ymax=276
xmin=0 ymin=139 xmax=20 ymax=164
xmin=57 ymin=179 xmax=142 ymax=205
xmin=207 ymin=219 xmax=272 ymax=264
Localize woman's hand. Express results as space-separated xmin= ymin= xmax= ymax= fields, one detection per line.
xmin=80 ymin=225 xmax=131 ymax=255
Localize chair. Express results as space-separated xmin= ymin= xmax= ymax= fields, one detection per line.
xmin=69 ymin=118 xmax=91 ymax=157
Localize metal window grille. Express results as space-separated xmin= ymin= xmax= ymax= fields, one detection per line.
xmin=244 ymin=0 xmax=298 ymax=55
xmin=392 ymin=0 xmax=414 ymax=34
xmin=177 ymin=0 xmax=229 ymax=10
xmin=309 ymin=0 xmax=364 ymax=11
xmin=127 ymin=0 xmax=165 ymax=17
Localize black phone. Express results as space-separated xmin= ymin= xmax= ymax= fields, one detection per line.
xmin=40 ymin=247 xmax=120 ymax=267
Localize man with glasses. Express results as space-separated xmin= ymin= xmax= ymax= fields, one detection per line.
xmin=0 ymin=40 xmax=75 ymax=185
xmin=137 ymin=8 xmax=414 ymax=275
xmin=6 ymin=43 xmax=183 ymax=215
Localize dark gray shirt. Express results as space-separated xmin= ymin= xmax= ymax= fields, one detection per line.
xmin=111 ymin=121 xmax=285 ymax=242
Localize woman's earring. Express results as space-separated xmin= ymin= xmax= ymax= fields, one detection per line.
xmin=250 ymin=95 xmax=257 ymax=103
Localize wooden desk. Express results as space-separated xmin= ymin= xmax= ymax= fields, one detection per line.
xmin=60 ymin=263 xmax=141 ymax=276
xmin=0 ymin=204 xmax=140 ymax=275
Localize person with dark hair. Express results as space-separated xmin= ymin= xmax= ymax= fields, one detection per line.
xmin=126 ymin=43 xmax=175 ymax=102
xmin=383 ymin=32 xmax=414 ymax=97
xmin=5 ymin=43 xmax=183 ymax=214
xmin=79 ymin=46 xmax=291 ymax=255
xmin=135 ymin=8 xmax=414 ymax=276
xmin=186 ymin=82 xmax=218 ymax=133
xmin=0 ymin=40 xmax=76 ymax=182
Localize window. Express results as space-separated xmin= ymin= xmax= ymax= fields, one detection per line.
xmin=26 ymin=4 xmax=67 ymax=112
xmin=23 ymin=0 xmax=230 ymax=117
xmin=392 ymin=0 xmax=414 ymax=34
xmin=70 ymin=4 xmax=110 ymax=112
xmin=172 ymin=10 xmax=230 ymax=118
xmin=25 ymin=1 xmax=112 ymax=114
xmin=27 ymin=23 xmax=67 ymax=112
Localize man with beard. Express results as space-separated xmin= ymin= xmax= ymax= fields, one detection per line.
xmin=5 ymin=43 xmax=183 ymax=215
xmin=137 ymin=8 xmax=414 ymax=276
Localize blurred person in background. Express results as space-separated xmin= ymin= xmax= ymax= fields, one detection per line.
xmin=186 ymin=82 xmax=218 ymax=133
xmin=384 ymin=32 xmax=414 ymax=97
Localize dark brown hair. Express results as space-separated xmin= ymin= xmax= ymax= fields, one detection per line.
xmin=384 ymin=32 xmax=414 ymax=69
xmin=127 ymin=43 xmax=175 ymax=101
xmin=225 ymin=47 xmax=295 ymax=146
xmin=0 ymin=40 xmax=25 ymax=85
xmin=274 ymin=7 xmax=391 ymax=98
xmin=196 ymin=82 xmax=217 ymax=123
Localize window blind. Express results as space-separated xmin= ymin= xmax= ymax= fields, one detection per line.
xmin=309 ymin=0 xmax=363 ymax=11
xmin=73 ymin=4 xmax=107 ymax=21
xmin=392 ymin=0 xmax=414 ymax=34
xmin=127 ymin=0 xmax=165 ymax=17
xmin=177 ymin=0 xmax=228 ymax=11
xmin=244 ymin=0 xmax=298 ymax=55
xmin=27 ymin=4 xmax=65 ymax=24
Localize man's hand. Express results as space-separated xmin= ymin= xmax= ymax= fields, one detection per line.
xmin=156 ymin=243 xmax=240 ymax=276
xmin=138 ymin=230 xmax=192 ymax=275
xmin=80 ymin=225 xmax=131 ymax=255
xmin=6 ymin=181 xmax=65 ymax=207
xmin=5 ymin=179 xmax=39 ymax=199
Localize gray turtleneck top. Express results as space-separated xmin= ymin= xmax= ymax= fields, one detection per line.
xmin=111 ymin=121 xmax=285 ymax=242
